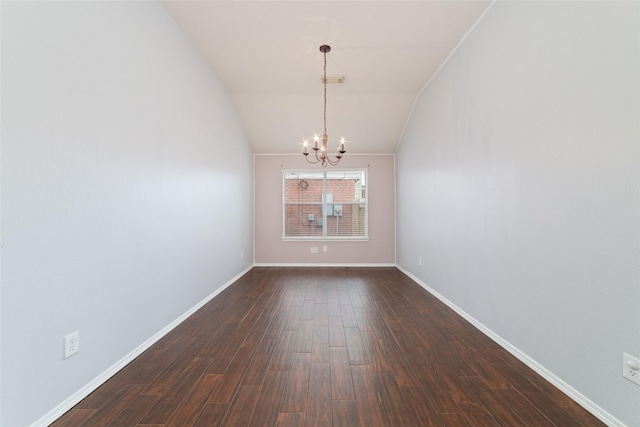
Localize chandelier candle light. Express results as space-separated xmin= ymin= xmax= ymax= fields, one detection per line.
xmin=302 ymin=45 xmax=346 ymax=166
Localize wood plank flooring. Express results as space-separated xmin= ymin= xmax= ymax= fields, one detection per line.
xmin=51 ymin=267 xmax=604 ymax=426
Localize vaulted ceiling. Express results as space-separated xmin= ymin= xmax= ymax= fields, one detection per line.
xmin=162 ymin=1 xmax=492 ymax=154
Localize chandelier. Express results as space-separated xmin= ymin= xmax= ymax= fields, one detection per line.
xmin=302 ymin=45 xmax=346 ymax=167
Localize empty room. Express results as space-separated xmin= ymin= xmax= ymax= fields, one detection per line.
xmin=1 ymin=1 xmax=638 ymax=426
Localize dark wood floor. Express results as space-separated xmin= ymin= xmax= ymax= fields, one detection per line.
xmin=52 ymin=267 xmax=604 ymax=427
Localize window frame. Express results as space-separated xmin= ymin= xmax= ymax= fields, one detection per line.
xmin=282 ymin=168 xmax=369 ymax=241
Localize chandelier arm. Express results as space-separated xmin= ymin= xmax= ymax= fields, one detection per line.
xmin=304 ymin=155 xmax=320 ymax=165
xmin=304 ymin=149 xmax=323 ymax=165
xmin=325 ymin=155 xmax=340 ymax=166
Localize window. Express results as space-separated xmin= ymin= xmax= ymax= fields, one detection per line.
xmin=283 ymin=169 xmax=367 ymax=240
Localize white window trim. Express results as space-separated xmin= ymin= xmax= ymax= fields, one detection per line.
xmin=282 ymin=168 xmax=368 ymax=241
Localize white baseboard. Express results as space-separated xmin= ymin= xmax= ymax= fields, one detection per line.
xmin=31 ymin=265 xmax=254 ymax=427
xmin=253 ymin=263 xmax=397 ymax=267
xmin=34 ymin=264 xmax=623 ymax=427
xmin=395 ymin=265 xmax=624 ymax=427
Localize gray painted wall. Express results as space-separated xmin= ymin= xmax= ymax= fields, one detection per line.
xmin=1 ymin=2 xmax=253 ymax=425
xmin=397 ymin=2 xmax=639 ymax=425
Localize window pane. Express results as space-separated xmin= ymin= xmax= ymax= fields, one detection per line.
xmin=284 ymin=172 xmax=324 ymax=203
xmin=284 ymin=203 xmax=323 ymax=236
xmin=326 ymin=204 xmax=366 ymax=237
xmin=283 ymin=170 xmax=367 ymax=239
xmin=324 ymin=171 xmax=366 ymax=237
xmin=325 ymin=171 xmax=366 ymax=203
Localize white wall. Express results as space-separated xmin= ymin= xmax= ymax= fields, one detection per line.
xmin=396 ymin=2 xmax=639 ymax=426
xmin=0 ymin=2 xmax=253 ymax=425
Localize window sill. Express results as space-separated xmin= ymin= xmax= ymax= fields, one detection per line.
xmin=281 ymin=237 xmax=369 ymax=242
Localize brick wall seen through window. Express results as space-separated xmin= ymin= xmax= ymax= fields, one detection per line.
xmin=283 ymin=170 xmax=367 ymax=239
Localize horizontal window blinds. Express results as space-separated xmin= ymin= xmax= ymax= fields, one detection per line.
xmin=283 ymin=170 xmax=367 ymax=239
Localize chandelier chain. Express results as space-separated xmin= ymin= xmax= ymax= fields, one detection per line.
xmin=301 ymin=44 xmax=346 ymax=167
xmin=323 ymin=49 xmax=327 ymax=138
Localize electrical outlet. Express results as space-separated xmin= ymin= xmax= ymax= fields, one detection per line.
xmin=311 ymin=247 xmax=318 ymax=253
xmin=418 ymin=257 xmax=422 ymax=266
xmin=623 ymin=353 xmax=640 ymax=386
xmin=64 ymin=331 xmax=80 ymax=359
xmin=323 ymin=246 xmax=328 ymax=253
xmin=240 ymin=250 xmax=244 ymax=259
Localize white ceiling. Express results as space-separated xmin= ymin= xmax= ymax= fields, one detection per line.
xmin=162 ymin=1 xmax=492 ymax=154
